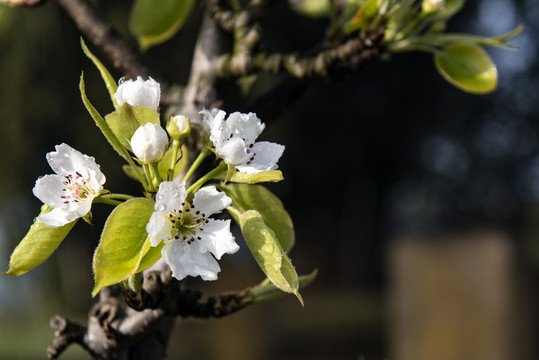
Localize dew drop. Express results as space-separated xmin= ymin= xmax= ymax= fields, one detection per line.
xmin=261 ymin=243 xmax=274 ymax=255
xmin=156 ymin=204 xmax=166 ymax=212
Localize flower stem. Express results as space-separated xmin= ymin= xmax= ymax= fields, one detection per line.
xmin=183 ymin=147 xmax=212 ymax=185
xmin=149 ymin=162 xmax=162 ymax=188
xmin=186 ymin=161 xmax=227 ymax=196
xmin=168 ymin=140 xmax=181 ymax=180
xmin=143 ymin=164 xmax=157 ymax=192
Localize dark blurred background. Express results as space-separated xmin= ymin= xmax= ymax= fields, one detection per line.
xmin=0 ymin=0 xmax=537 ymax=359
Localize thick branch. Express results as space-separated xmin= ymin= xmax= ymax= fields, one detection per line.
xmin=220 ymin=28 xmax=386 ymax=79
xmin=57 ymin=0 xmax=148 ymax=78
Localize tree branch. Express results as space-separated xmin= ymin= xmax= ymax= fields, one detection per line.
xmin=57 ymin=0 xmax=148 ymax=78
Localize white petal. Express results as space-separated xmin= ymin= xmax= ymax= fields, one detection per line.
xmin=215 ymin=136 xmax=248 ymax=165
xmin=37 ymin=207 xmax=74 ymax=227
xmin=32 ymin=174 xmax=66 ymax=208
xmin=162 ymin=240 xmax=221 ymax=281
xmin=46 ymin=144 xmax=106 ymax=189
xmin=192 ymin=186 xmax=231 ymax=217
xmin=224 ymin=112 xmax=264 ymax=145
xmin=130 ymin=123 xmax=168 ymax=163
xmin=197 ymin=219 xmax=238 ymax=260
xmin=114 ymin=76 xmax=161 ymax=110
xmin=236 ymin=141 xmax=285 ymax=174
xmin=154 ymin=182 xmax=187 ymax=214
xmin=146 ymin=212 xmax=173 ymax=246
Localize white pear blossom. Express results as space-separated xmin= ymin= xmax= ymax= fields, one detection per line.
xmin=32 ymin=144 xmax=106 ymax=227
xmin=200 ymin=108 xmax=285 ymax=174
xmin=130 ymin=123 xmax=168 ymax=163
xmin=114 ymin=76 xmax=161 ymax=111
xmin=147 ymin=181 xmax=239 ymax=281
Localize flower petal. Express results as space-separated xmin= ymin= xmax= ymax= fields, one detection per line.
xmin=37 ymin=207 xmax=74 ymax=227
xmin=215 ymin=136 xmax=249 ymax=166
xmin=162 ymin=240 xmax=221 ymax=281
xmin=197 ymin=219 xmax=238 ymax=260
xmin=224 ymin=112 xmax=264 ymax=145
xmin=147 ymin=212 xmax=173 ymax=246
xmin=32 ymin=174 xmax=67 ymax=208
xmin=237 ymin=141 xmax=285 ymax=174
xmin=192 ymin=186 xmax=231 ymax=217
xmin=154 ymin=182 xmax=187 ymax=214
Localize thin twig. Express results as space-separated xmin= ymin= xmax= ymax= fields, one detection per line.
xmin=57 ymin=0 xmax=148 ymax=78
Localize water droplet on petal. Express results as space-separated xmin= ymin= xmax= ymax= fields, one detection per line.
xmin=156 ymin=204 xmax=166 ymax=212
xmin=156 ymin=194 xmax=164 ymax=201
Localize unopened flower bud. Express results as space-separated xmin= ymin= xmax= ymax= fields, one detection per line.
xmin=166 ymin=115 xmax=191 ymax=141
xmin=114 ymin=76 xmax=161 ymax=111
xmin=130 ymin=123 xmax=168 ymax=163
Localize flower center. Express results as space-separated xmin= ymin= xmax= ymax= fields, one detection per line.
xmin=168 ymin=202 xmax=209 ymax=245
xmin=61 ymin=172 xmax=91 ymax=204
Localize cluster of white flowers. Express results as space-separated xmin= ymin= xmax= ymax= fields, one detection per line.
xmin=33 ymin=76 xmax=285 ymax=281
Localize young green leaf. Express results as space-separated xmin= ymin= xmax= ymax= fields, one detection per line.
xmin=247 ymin=269 xmax=318 ymax=304
xmin=105 ymin=105 xmax=160 ymax=150
xmin=129 ymin=0 xmax=194 ymax=51
xmin=2 ymin=205 xmax=77 ymax=276
xmin=434 ymin=42 xmax=497 ymax=94
xmin=216 ymin=170 xmax=284 ymax=184
xmin=222 ymin=184 xmax=294 ymax=251
xmin=80 ymin=73 xmax=130 ymax=161
xmin=135 ymin=240 xmax=164 ymax=273
xmin=230 ymin=208 xmax=302 ymax=305
xmin=92 ymin=198 xmax=155 ymax=297
xmin=80 ymin=38 xmax=119 ymax=109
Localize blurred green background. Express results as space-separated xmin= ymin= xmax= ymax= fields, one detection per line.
xmin=0 ymin=1 xmax=538 ymax=359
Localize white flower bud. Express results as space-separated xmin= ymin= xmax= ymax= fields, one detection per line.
xmin=130 ymin=123 xmax=168 ymax=163
xmin=114 ymin=76 xmax=161 ymax=111
xmin=166 ymin=115 xmax=191 ymax=141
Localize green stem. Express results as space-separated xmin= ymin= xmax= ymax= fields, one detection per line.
xmin=186 ymin=161 xmax=227 ymax=196
xmin=183 ymin=147 xmax=212 ymax=185
xmin=93 ymin=197 xmax=123 ymax=206
xmin=99 ymin=193 xmax=134 ymax=201
xmin=149 ymin=162 xmax=162 ymax=188
xmin=168 ymin=140 xmax=181 ymax=181
xmin=143 ymin=164 xmax=157 ymax=192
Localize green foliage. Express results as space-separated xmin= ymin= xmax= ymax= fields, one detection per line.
xmin=229 ymin=208 xmax=303 ymax=305
xmin=434 ymin=42 xmax=497 ymax=94
xmin=248 ymin=269 xmax=318 ymax=304
xmin=129 ymin=0 xmax=194 ymax=51
xmin=216 ymin=170 xmax=284 ymax=184
xmin=104 ymin=105 xmax=160 ymax=151
xmin=2 ymin=205 xmax=76 ymax=276
xmin=92 ymin=198 xmax=155 ymax=297
xmin=79 ymin=73 xmax=130 ymax=161
xmin=222 ymin=183 xmax=294 ymax=251
xmin=289 ymin=0 xmax=332 ymax=18
xmin=80 ymin=38 xmax=119 ymax=109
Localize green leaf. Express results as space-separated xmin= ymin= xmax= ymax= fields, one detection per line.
xmin=158 ymin=143 xmax=188 ymax=180
xmin=2 ymin=205 xmax=76 ymax=276
xmin=221 ymin=184 xmax=294 ymax=251
xmin=248 ymin=269 xmax=317 ymax=303
xmin=434 ymin=42 xmax=497 ymax=94
xmin=92 ymin=198 xmax=155 ymax=297
xmin=80 ymin=38 xmax=119 ymax=109
xmin=129 ymin=0 xmax=194 ymax=51
xmin=231 ymin=208 xmax=302 ymax=305
xmin=290 ymin=0 xmax=332 ymax=18
xmin=105 ymin=105 xmax=160 ymax=150
xmin=216 ymin=170 xmax=284 ymax=184
xmin=136 ymin=240 xmax=164 ymax=273
xmin=80 ymin=73 xmax=129 ymax=161
xmin=345 ymin=0 xmax=379 ymax=33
